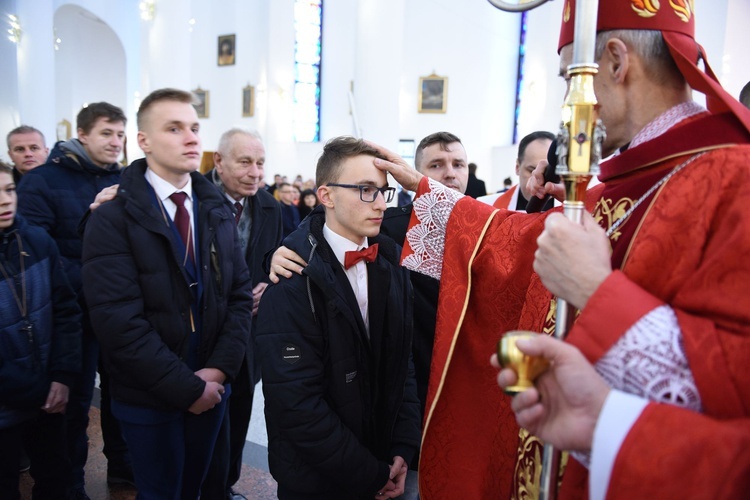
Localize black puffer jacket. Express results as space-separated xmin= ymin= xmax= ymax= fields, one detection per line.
xmin=81 ymin=159 xmax=253 ymax=411
xmin=256 ymin=207 xmax=421 ymax=499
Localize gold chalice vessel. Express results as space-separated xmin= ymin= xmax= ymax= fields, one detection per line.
xmin=497 ymin=331 xmax=550 ymax=394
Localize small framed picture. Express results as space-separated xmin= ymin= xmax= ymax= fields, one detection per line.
xmin=56 ymin=119 xmax=71 ymax=142
xmin=242 ymin=85 xmax=255 ymax=117
xmin=418 ymin=74 xmax=448 ymax=113
xmin=218 ymin=34 xmax=236 ymax=66
xmin=192 ymin=87 xmax=209 ymax=119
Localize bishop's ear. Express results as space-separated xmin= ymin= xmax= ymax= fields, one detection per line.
xmin=602 ymin=38 xmax=630 ymax=83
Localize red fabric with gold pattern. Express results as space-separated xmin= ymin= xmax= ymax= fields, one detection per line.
xmin=607 ymin=404 xmax=750 ymax=498
xmin=492 ymin=185 xmax=517 ymax=210
xmin=417 ymin=196 xmax=553 ymax=499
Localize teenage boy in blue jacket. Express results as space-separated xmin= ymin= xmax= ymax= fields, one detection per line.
xmin=0 ymin=161 xmax=82 ymax=499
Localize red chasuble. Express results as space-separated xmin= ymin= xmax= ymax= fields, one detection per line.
xmin=411 ymin=112 xmax=750 ymax=499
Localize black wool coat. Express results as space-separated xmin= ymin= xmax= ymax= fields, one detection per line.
xmin=256 ymin=207 xmax=421 ymax=499
xmin=81 ymin=159 xmax=253 ymax=411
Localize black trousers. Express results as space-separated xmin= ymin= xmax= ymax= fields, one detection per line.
xmin=0 ymin=411 xmax=71 ymax=500
xmin=201 ymin=354 xmax=258 ymax=498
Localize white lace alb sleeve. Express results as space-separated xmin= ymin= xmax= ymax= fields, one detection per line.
xmin=402 ymin=177 xmax=463 ymax=281
xmin=570 ymin=304 xmax=701 ymax=469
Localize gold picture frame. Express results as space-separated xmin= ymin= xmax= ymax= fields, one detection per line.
xmin=242 ymin=85 xmax=255 ymax=117
xmin=192 ymin=87 xmax=209 ymax=119
xmin=418 ymin=74 xmax=448 ymax=113
xmin=56 ymin=119 xmax=71 ymax=142
xmin=218 ymin=34 xmax=236 ymax=66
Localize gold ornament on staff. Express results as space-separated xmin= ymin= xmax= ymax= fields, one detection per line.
xmin=488 ymin=0 xmax=605 ymax=498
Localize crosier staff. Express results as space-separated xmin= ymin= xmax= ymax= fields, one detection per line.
xmin=486 ymin=1 xmax=604 ymax=499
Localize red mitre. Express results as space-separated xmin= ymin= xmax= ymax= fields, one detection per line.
xmin=557 ymin=0 xmax=750 ymax=135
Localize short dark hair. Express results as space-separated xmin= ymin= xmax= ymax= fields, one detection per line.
xmin=137 ymin=88 xmax=194 ymax=130
xmin=77 ymin=102 xmax=127 ymax=135
xmin=503 ymin=177 xmax=512 ymax=185
xmin=414 ymin=131 xmax=462 ymax=171
xmin=278 ymin=182 xmax=292 ymax=191
xmin=316 ymin=136 xmax=386 ymax=186
xmin=518 ymin=131 xmax=555 ymax=161
xmin=7 ymin=125 xmax=46 ymax=149
xmin=740 ymin=81 xmax=750 ymax=109
xmin=0 ymin=160 xmax=12 ymax=176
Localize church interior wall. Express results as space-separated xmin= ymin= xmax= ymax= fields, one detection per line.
xmin=1 ymin=0 xmax=748 ymax=193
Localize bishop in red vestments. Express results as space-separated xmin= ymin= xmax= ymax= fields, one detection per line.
xmin=372 ymin=0 xmax=750 ymax=498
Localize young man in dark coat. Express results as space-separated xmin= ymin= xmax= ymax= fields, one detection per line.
xmin=16 ymin=102 xmax=129 ymax=498
xmin=202 ymin=128 xmax=283 ymax=500
xmin=81 ymin=88 xmax=253 ymax=498
xmin=256 ymin=136 xmax=421 ymax=500
xmin=0 ymin=162 xmax=82 ymax=499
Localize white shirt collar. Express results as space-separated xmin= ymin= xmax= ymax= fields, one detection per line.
xmin=145 ymin=167 xmax=193 ymax=202
xmin=225 ymin=192 xmax=244 ymax=206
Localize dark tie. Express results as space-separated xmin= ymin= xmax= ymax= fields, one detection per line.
xmin=169 ymin=192 xmax=194 ymax=263
xmin=344 ymin=243 xmax=379 ymax=269
xmin=234 ymin=201 xmax=243 ymax=226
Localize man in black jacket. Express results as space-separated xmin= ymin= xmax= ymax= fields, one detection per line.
xmin=202 ymin=128 xmax=282 ymax=500
xmin=81 ymin=88 xmax=253 ymax=498
xmin=257 ymin=136 xmax=420 ymax=499
xmin=270 ymin=132 xmax=468 ymax=465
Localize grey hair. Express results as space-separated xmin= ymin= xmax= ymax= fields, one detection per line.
xmin=7 ymin=125 xmax=46 ymax=149
xmin=217 ymin=128 xmax=264 ymax=155
xmin=595 ymin=29 xmax=683 ymax=86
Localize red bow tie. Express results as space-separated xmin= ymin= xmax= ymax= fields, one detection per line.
xmin=344 ymin=244 xmax=379 ymax=269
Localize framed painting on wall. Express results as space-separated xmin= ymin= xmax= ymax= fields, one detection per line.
xmin=218 ymin=34 xmax=236 ymax=66
xmin=418 ymin=74 xmax=448 ymax=113
xmin=192 ymin=87 xmax=209 ymax=118
xmin=242 ymin=85 xmax=255 ymax=117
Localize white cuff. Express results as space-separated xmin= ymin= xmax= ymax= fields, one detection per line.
xmin=589 ymin=390 xmax=648 ymax=500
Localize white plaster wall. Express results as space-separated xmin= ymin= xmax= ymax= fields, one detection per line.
xmin=53 ymin=4 xmax=127 ymax=131
xmin=1 ymin=0 xmax=747 ymax=180
xmin=0 ymin=0 xmax=20 ymax=142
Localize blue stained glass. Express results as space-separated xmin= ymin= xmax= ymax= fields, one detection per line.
xmin=296 ymin=64 xmax=320 ymax=84
xmin=294 ymin=0 xmax=322 ymax=142
xmin=513 ymin=12 xmax=528 ymax=145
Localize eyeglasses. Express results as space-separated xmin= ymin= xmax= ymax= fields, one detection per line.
xmin=326 ymin=183 xmax=396 ymax=203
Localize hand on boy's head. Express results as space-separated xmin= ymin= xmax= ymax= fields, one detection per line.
xmin=366 ymin=140 xmax=423 ymax=192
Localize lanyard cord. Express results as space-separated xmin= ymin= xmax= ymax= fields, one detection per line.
xmin=0 ymin=232 xmax=27 ymax=318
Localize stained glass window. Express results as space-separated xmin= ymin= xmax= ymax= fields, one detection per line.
xmin=294 ymin=0 xmax=322 ymax=142
xmin=513 ymin=11 xmax=528 ymax=144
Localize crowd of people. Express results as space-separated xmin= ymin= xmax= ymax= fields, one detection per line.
xmin=2 ymin=1 xmax=750 ymax=499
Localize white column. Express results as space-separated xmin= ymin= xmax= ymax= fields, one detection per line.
xmin=144 ymin=0 xmax=192 ymax=91
xmin=352 ymin=0 xmax=405 ymax=148
xmin=16 ymin=0 xmax=56 ymax=143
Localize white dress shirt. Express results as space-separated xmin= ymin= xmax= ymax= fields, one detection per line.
xmin=145 ymin=168 xmax=195 ymax=252
xmin=323 ymin=224 xmax=370 ymax=337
